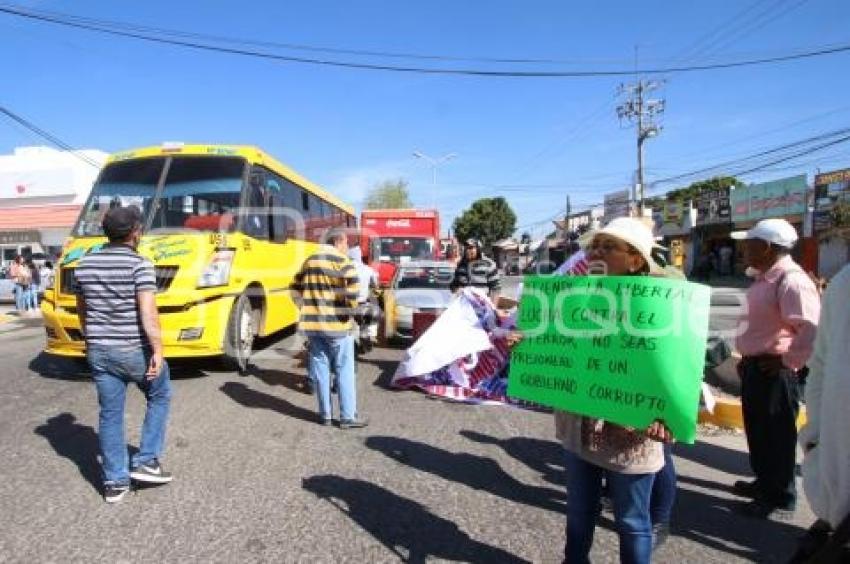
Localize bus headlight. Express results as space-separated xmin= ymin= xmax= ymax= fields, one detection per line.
xmin=197 ymin=249 xmax=234 ymax=288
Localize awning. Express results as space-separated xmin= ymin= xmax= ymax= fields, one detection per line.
xmin=0 ymin=204 xmax=81 ymax=230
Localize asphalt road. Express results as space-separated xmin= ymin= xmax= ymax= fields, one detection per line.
xmin=0 ymin=310 xmax=815 ymax=563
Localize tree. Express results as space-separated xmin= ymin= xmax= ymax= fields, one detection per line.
xmin=452 ymin=197 xmax=517 ymax=249
xmin=364 ymin=179 xmax=413 ymax=209
xmin=664 ymin=176 xmax=743 ymax=203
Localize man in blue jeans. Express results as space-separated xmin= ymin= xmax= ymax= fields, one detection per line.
xmin=293 ymin=228 xmax=367 ymax=429
xmin=75 ymin=205 xmax=173 ymax=503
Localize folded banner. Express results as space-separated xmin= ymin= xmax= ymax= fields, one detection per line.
xmin=391 ymin=288 xmax=519 ymax=404
xmin=507 ymin=275 xmax=710 ymax=443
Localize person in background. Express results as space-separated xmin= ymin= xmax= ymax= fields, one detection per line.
xmin=39 ymin=261 xmax=54 ymax=295
xmin=347 ymin=245 xmax=380 ymax=353
xmin=554 ymin=217 xmax=674 ymax=564
xmin=790 ymin=263 xmax=850 ymax=560
xmin=450 ymin=238 xmax=501 ymax=301
xmin=292 ymin=228 xmax=367 ymax=429
xmin=9 ymin=255 xmax=29 ymax=312
xmin=719 ymin=242 xmax=734 ymax=276
xmin=731 ymin=218 xmax=820 ymax=519
xmin=26 ymin=257 xmax=40 ymax=310
xmin=75 ymin=205 xmax=173 ymax=503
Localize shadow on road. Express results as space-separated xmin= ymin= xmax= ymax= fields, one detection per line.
xmin=220 ymin=382 xmax=316 ymax=424
xmin=34 ymin=413 xmax=101 ymax=493
xmin=356 ymin=356 xmax=400 ymax=390
xmin=460 ymin=430 xmax=565 ymax=486
xmin=302 ymin=474 xmax=529 ymax=563
xmin=247 ymin=366 xmax=311 ymax=395
xmin=672 ymin=485 xmax=805 ymax=560
xmin=29 ymin=352 xmax=89 ymax=380
xmin=674 ymin=440 xmax=751 ymax=477
xmin=364 ymin=435 xmax=565 ymax=514
xmin=29 ymin=352 xmax=210 ymax=381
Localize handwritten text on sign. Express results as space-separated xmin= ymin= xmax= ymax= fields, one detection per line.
xmin=507 ymin=275 xmax=710 ymax=443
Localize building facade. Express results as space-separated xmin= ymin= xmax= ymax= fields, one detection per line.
xmin=0 ymin=146 xmax=107 ymax=266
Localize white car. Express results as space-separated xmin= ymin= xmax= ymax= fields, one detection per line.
xmin=383 ymin=261 xmax=455 ymax=340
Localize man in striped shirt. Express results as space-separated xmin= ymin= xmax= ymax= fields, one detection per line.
xmin=293 ymin=228 xmax=367 ymax=429
xmin=75 ymin=205 xmax=173 ymax=503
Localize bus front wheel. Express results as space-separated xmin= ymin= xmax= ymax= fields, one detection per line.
xmin=223 ymin=293 xmax=255 ymax=374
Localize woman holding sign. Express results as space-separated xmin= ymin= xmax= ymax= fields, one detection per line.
xmin=554 ymin=217 xmax=674 ymax=564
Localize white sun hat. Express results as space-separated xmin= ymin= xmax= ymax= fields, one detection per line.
xmin=731 ymin=218 xmax=798 ymax=248
xmin=579 ymin=216 xmax=665 ymax=275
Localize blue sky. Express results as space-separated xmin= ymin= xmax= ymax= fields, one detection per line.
xmin=2 ymin=0 xmax=850 ymax=237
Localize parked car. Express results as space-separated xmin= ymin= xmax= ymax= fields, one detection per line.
xmin=383 ymin=260 xmax=455 ymax=340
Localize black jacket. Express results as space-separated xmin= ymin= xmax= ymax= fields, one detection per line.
xmin=450 ymin=256 xmax=500 ymax=293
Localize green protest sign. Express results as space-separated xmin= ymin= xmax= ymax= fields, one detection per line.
xmin=507 ymin=275 xmax=710 ymax=443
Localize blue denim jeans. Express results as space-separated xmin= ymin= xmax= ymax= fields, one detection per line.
xmin=14 ymin=284 xmax=26 ymax=310
xmin=307 ymin=335 xmax=356 ymax=421
xmin=87 ymin=344 xmax=172 ymax=486
xmin=650 ymin=444 xmax=676 ymax=525
xmin=564 ymin=450 xmax=655 ymax=564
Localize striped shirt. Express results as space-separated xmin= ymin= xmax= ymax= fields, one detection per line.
xmin=74 ymin=244 xmax=157 ymax=346
xmin=292 ymin=246 xmax=360 ymax=338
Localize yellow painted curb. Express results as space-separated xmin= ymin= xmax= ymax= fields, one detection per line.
xmin=698 ymin=397 xmax=807 ymax=430
xmin=0 ymin=314 xmax=12 ymax=324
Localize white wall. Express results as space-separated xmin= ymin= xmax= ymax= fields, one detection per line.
xmin=0 ymin=146 xmax=107 ymax=207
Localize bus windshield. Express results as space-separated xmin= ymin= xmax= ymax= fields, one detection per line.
xmin=75 ymin=156 xmax=246 ymax=236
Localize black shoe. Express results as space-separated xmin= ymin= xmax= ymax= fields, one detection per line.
xmin=130 ymin=460 xmax=174 ymax=484
xmin=339 ymin=417 xmax=369 ymax=429
xmin=732 ymin=480 xmax=760 ymax=498
xmin=305 ymin=380 xmax=315 ymax=395
xmin=737 ymin=499 xmax=794 ymax=521
xmin=652 ymin=523 xmax=670 ymax=552
xmin=104 ymin=483 xmax=130 ymax=503
xmin=319 ymin=416 xmax=332 ymax=426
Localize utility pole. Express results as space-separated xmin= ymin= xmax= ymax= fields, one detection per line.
xmin=565 ymin=194 xmax=571 ymax=234
xmin=617 ymin=80 xmax=665 ymax=215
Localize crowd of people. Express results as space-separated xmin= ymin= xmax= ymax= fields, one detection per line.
xmin=68 ymin=205 xmax=850 ymax=561
xmin=8 ymin=254 xmax=53 ymax=314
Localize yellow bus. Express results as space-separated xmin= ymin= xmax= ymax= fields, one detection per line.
xmin=41 ymin=143 xmax=355 ymax=372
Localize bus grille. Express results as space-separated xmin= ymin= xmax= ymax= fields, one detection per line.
xmin=59 ymin=266 xmax=179 ymax=295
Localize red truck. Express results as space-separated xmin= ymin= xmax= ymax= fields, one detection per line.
xmin=360 ymin=208 xmax=441 ymax=286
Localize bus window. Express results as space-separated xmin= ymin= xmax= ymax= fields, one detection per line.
xmin=76 ymin=157 xmax=167 ymax=237
xmin=269 ymin=192 xmax=289 ymax=243
xmin=149 ymin=157 xmax=244 ymax=233
xmin=301 ymin=191 xmax=310 ymax=215
xmin=243 ymin=179 xmax=269 ymax=240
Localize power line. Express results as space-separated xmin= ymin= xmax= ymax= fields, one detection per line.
xmin=0 ymin=105 xmax=101 ymax=168
xmin=650 ymin=126 xmax=850 ymax=187
xmin=2 ymin=5 xmax=850 ymax=78
xmin=697 ymin=0 xmax=812 ymax=59
xmin=0 ymin=3 xmax=648 ymax=67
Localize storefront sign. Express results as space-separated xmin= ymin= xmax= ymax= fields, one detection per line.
xmin=695 ymin=188 xmax=732 ymax=225
xmin=814 ymin=167 xmax=850 ymax=233
xmin=0 ymin=230 xmax=41 ymax=245
xmin=663 ymin=201 xmax=683 ymax=225
xmin=508 ymin=275 xmax=710 ymax=443
xmin=731 ymin=175 xmax=807 ymax=223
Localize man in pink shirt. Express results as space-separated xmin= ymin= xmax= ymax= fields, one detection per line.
xmin=732 ymin=218 xmax=821 ymax=519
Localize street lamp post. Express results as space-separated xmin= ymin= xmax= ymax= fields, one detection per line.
xmin=412 ymin=151 xmax=457 ymax=208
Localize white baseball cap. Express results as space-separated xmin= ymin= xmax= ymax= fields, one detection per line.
xmin=731 ymin=218 xmax=798 ymax=248
xmin=579 ymin=217 xmax=664 ymax=275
